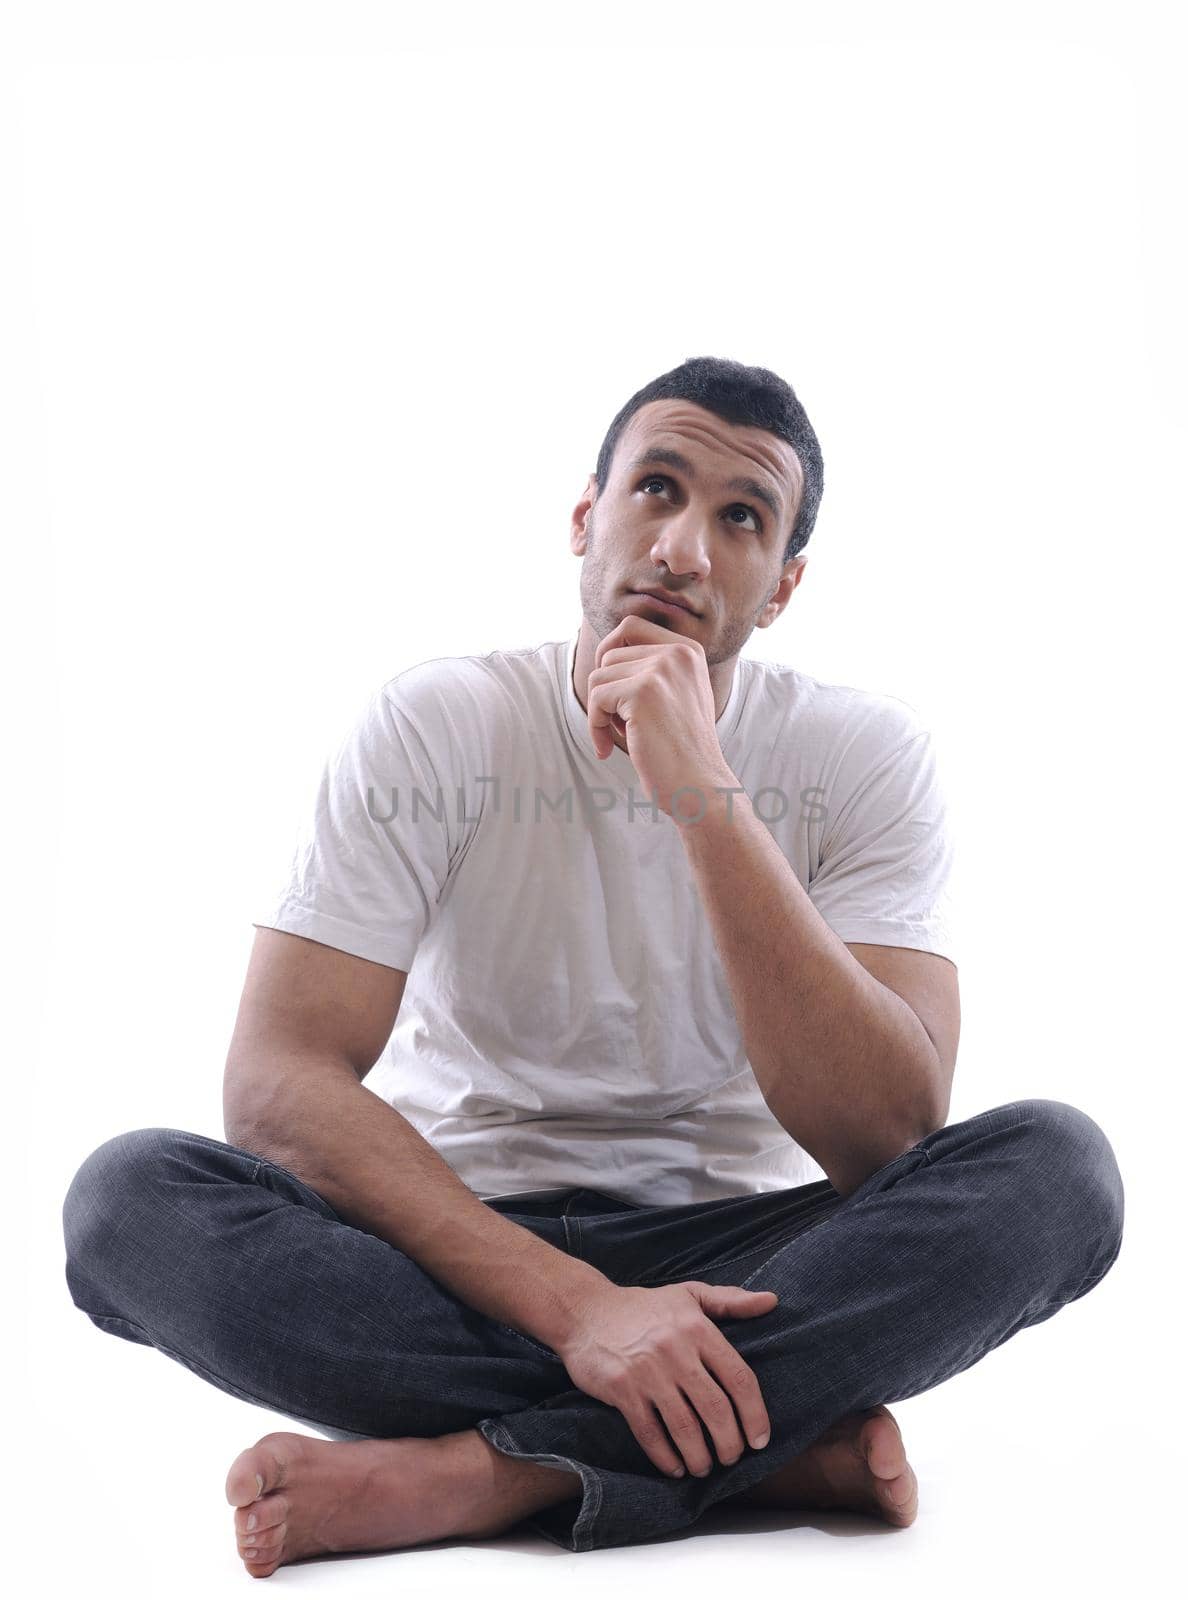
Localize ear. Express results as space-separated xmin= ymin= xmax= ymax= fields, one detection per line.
xmin=570 ymin=473 xmax=598 ymax=556
xmin=756 ymin=555 xmax=808 ymax=628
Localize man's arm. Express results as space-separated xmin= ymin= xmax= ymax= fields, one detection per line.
xmin=677 ymin=788 xmax=958 ymax=1200
xmin=223 ymin=927 xmax=610 ymax=1346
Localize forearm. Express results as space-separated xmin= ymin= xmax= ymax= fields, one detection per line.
xmin=224 ymin=1057 xmax=608 ymax=1348
xmin=679 ymin=784 xmax=942 ymax=1194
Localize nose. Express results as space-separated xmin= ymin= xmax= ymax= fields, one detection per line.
xmin=648 ymin=517 xmax=712 ymax=581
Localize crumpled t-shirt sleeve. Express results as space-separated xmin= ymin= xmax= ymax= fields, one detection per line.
xmin=252 ymin=681 xmax=455 ymax=972
xmin=807 ymin=716 xmax=959 ymax=965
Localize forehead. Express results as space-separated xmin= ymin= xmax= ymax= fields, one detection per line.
xmin=622 ymin=400 xmax=801 ymax=522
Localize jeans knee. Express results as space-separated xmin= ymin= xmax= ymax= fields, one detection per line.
xmin=1012 ymin=1098 xmax=1125 ymax=1272
xmin=61 ymin=1127 xmax=188 ymax=1269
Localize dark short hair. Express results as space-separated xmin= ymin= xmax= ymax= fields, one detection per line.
xmin=593 ymin=355 xmax=825 ymax=564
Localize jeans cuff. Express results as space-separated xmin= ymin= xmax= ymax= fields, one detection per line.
xmin=475 ymin=1418 xmax=607 ymax=1552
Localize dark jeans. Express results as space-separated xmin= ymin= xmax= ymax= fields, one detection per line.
xmin=60 ymin=1098 xmax=1124 ymax=1553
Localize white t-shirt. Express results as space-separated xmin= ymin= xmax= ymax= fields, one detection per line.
xmin=254 ymin=626 xmax=959 ymax=1207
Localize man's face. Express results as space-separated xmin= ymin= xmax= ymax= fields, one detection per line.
xmin=570 ymin=398 xmax=808 ymax=668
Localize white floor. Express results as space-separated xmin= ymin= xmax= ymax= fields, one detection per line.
xmin=25 ymin=1225 xmax=1174 ymax=1597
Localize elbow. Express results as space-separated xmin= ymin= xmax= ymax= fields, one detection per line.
xmin=823 ymin=1130 xmax=923 ymax=1200
xmin=919 ymin=1065 xmax=952 ymax=1141
xmin=824 ymin=1095 xmax=944 ymax=1201
xmin=222 ymin=1058 xmax=276 ymax=1155
xmin=222 ymin=1103 xmax=261 ymax=1156
xmin=897 ymin=1035 xmax=951 ymax=1148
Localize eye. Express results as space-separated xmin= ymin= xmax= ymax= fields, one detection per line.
xmin=638 ymin=475 xmax=763 ymax=533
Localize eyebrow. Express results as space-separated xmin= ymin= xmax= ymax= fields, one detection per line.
xmin=627 ymin=446 xmax=783 ymax=529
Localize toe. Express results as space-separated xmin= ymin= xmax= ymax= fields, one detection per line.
xmin=862 ymin=1413 xmax=907 ymax=1480
xmin=226 ymin=1449 xmax=269 ymax=1508
xmin=235 ymin=1494 xmax=288 ymax=1540
xmin=243 ymin=1549 xmax=283 ymax=1578
xmin=239 ymin=1523 xmax=284 ymax=1557
xmin=878 ymin=1465 xmax=918 ymax=1523
xmin=226 ymin=1432 xmax=300 ymax=1508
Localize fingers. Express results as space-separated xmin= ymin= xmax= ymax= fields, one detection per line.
xmin=623 ymin=1397 xmax=694 ymax=1479
xmin=627 ymin=1377 xmax=755 ymax=1479
xmin=674 ymin=1367 xmax=749 ymax=1471
xmin=657 ymin=1383 xmax=722 ymax=1476
xmin=701 ymin=1337 xmax=772 ymax=1453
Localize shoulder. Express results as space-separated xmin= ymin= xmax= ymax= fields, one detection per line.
xmin=743 ymin=655 xmax=930 ymax=762
xmin=372 ymin=638 xmax=562 ymax=751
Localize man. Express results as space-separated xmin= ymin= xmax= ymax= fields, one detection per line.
xmin=62 ymin=356 xmax=1124 ymax=1572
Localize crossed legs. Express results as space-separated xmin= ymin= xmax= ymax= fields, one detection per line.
xmin=63 ymin=1099 xmax=1123 ymax=1567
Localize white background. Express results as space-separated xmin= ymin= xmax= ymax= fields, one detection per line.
xmin=5 ymin=1 xmax=1182 ymax=1594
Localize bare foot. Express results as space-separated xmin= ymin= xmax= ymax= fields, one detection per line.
xmin=224 ymin=1428 xmax=569 ymax=1578
xmin=727 ymin=1405 xmax=918 ymax=1527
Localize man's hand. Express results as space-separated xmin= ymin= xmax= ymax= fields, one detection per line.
xmin=588 ymin=615 xmax=737 ymax=820
xmin=552 ymin=1279 xmax=777 ymax=1479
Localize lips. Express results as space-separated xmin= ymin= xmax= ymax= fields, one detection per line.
xmin=631 ymin=588 xmax=699 ymax=616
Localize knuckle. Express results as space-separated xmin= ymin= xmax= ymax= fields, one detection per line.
xmin=694 ymin=1376 xmax=730 ymax=1414
xmin=724 ymin=1360 xmax=758 ymax=1393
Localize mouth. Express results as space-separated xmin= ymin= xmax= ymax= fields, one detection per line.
xmin=629 ymin=589 xmax=700 ymax=618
